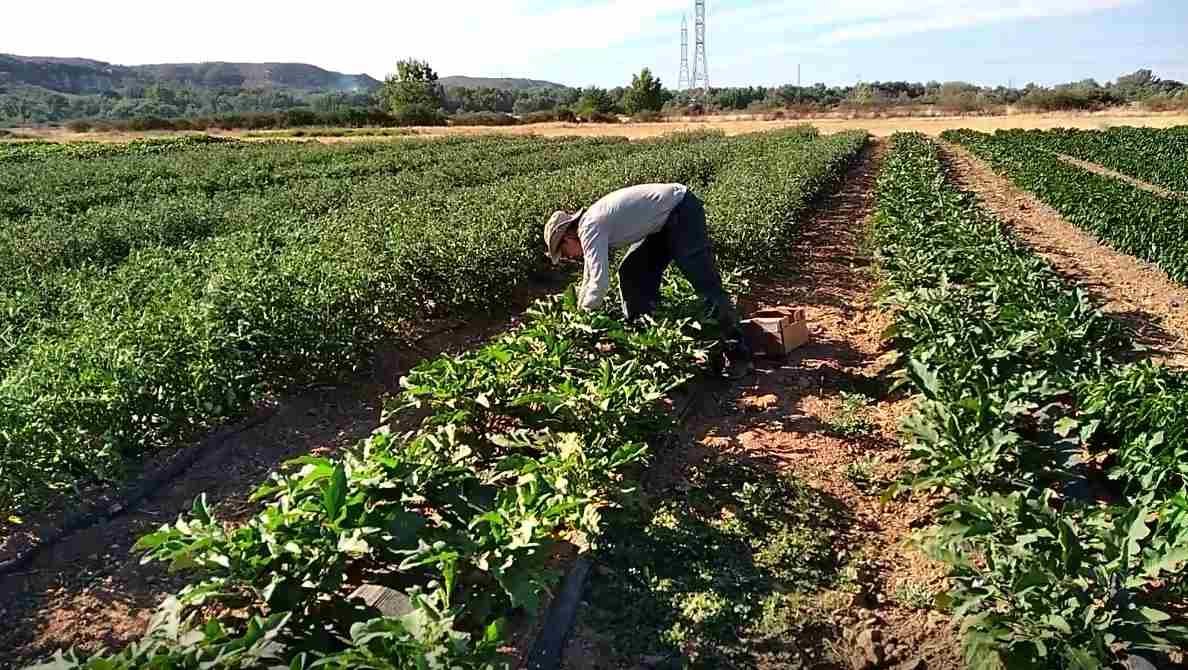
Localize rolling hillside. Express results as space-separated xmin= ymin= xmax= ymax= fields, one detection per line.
xmin=0 ymin=54 xmax=380 ymax=94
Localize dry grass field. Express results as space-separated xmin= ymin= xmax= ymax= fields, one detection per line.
xmin=10 ymin=110 xmax=1188 ymax=144
xmin=413 ymin=110 xmax=1188 ymax=139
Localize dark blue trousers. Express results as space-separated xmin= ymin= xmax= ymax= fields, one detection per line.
xmin=618 ymin=192 xmax=744 ymax=345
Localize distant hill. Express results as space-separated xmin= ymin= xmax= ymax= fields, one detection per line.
xmin=0 ymin=54 xmax=380 ymax=94
xmin=135 ymin=62 xmax=379 ymax=92
xmin=439 ymin=76 xmax=569 ymax=91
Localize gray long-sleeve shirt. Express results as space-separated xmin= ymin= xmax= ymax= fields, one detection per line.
xmin=577 ymin=183 xmax=688 ymax=311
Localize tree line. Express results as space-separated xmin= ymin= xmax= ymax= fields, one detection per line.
xmin=2 ymin=58 xmax=1184 ymax=129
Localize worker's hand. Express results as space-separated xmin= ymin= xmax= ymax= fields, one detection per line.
xmin=596 ymin=342 xmax=615 ymax=354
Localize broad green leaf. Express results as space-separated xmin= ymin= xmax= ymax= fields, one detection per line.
xmin=1139 ymin=606 xmax=1171 ymax=623
xmin=322 ymin=463 xmax=348 ymax=523
xmin=1126 ymin=506 xmax=1151 ymax=558
xmin=907 ymin=358 xmax=940 ymax=398
xmin=1053 ymin=417 xmax=1078 ymax=438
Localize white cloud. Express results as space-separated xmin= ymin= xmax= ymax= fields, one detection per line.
xmin=0 ymin=0 xmax=687 ymax=79
xmin=814 ymin=0 xmax=1142 ymax=44
xmin=0 ymin=0 xmax=1149 ymax=83
xmin=705 ymin=0 xmax=1142 ymax=46
xmin=703 ymin=0 xmax=1142 ymax=76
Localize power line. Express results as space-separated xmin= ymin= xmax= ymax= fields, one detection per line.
xmin=678 ymin=14 xmax=691 ymax=91
xmin=691 ymin=0 xmax=709 ymax=96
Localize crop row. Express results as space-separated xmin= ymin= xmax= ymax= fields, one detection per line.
xmin=0 ymin=135 xmax=584 ymax=222
xmin=996 ymin=126 xmax=1188 ymax=195
xmin=876 ymin=133 xmax=1188 ymax=668
xmin=0 ymin=128 xmax=833 ymax=515
xmin=704 ymin=130 xmax=868 ymax=271
xmin=29 ymin=130 xmax=867 ymax=669
xmin=33 ymin=292 xmax=708 ymax=670
xmin=0 ymin=136 xmax=640 ymax=281
xmin=0 ymin=134 xmax=658 ymax=382
xmin=944 ymin=129 xmax=1188 ymax=285
xmin=0 ymin=134 xmax=238 ymax=164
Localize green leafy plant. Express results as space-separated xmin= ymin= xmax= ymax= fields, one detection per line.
xmin=844 ymin=455 xmax=882 ymax=494
xmin=875 ymin=132 xmax=1188 ymax=668
xmin=29 ymin=129 xmax=870 ymax=668
xmin=943 ymin=128 xmax=1188 ymax=284
xmin=986 ymin=126 xmax=1188 ymax=196
xmin=891 ymin=580 xmax=935 ymax=611
xmin=826 ymin=391 xmax=876 ymax=437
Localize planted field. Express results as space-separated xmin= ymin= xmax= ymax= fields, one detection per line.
xmin=996 ymin=126 xmax=1188 ymax=195
xmin=942 ymin=128 xmax=1188 ymax=284
xmin=0 ymin=129 xmax=860 ymax=513
xmin=876 ymin=133 xmax=1188 ymax=667
xmin=1 ymin=133 xmax=658 ymax=511
xmin=3 ymin=130 xmax=867 ymax=668
xmin=7 ymin=123 xmax=1188 ymax=670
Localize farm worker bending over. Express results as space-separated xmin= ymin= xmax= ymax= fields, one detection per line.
xmin=543 ymin=183 xmax=752 ymax=374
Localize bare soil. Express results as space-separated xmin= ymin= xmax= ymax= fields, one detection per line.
xmin=0 ymin=275 xmax=570 ymax=669
xmin=942 ymin=142 xmax=1188 ymax=368
xmin=563 ymin=142 xmax=962 ymax=670
xmin=1055 ymin=153 xmax=1187 ymax=200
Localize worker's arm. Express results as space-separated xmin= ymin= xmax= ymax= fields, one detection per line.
xmin=578 ymin=221 xmax=610 ymax=311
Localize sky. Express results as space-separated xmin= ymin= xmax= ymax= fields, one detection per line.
xmin=2 ymin=0 xmax=1186 ymax=88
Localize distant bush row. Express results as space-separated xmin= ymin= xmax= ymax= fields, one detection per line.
xmin=59 ymin=106 xmax=640 ymax=133
xmin=63 ymin=108 xmax=402 ymax=133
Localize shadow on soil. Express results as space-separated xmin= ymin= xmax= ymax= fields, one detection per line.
xmin=576 ymin=448 xmax=856 ymax=670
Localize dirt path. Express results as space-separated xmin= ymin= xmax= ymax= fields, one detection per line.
xmin=1055 ymin=153 xmax=1186 ymax=200
xmin=564 ymin=143 xmax=961 ymax=669
xmin=709 ymin=142 xmax=959 ymax=668
xmin=942 ymin=142 xmax=1188 ymax=368
xmin=0 ymin=277 xmax=568 ymax=669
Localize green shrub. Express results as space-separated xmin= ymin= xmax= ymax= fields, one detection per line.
xmin=389 ymin=103 xmax=447 ymax=127
xmin=631 ymin=110 xmax=664 ymax=123
xmin=448 ymin=111 xmax=521 ymax=127
xmin=585 ymin=111 xmax=620 ymax=124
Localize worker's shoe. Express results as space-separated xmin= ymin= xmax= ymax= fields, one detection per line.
xmin=725 ymin=357 xmax=755 ymax=380
xmin=722 ymin=338 xmax=755 ymax=380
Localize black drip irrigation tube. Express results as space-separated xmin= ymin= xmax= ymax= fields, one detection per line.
xmin=519 ymin=379 xmax=716 ymax=670
xmin=0 ymin=369 xmax=720 ymax=670
xmin=524 ymin=558 xmax=593 ymax=670
xmin=0 ymin=405 xmax=279 ymax=577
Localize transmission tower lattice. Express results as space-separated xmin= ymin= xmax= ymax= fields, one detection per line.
xmin=690 ymin=0 xmax=709 ymax=95
xmin=677 ymin=14 xmax=691 ymax=91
